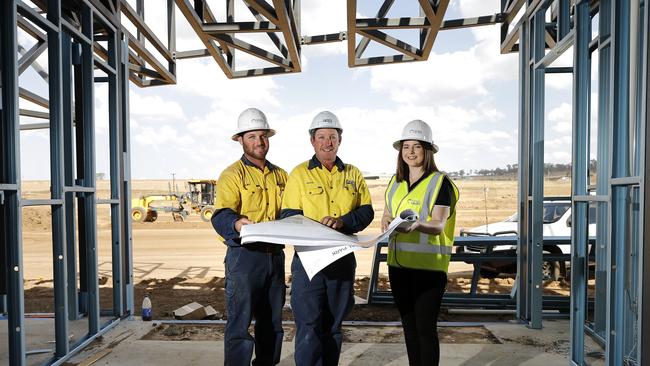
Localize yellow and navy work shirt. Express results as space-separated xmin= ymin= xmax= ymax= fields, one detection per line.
xmin=280 ymin=155 xmax=374 ymax=234
xmin=385 ymin=172 xmax=459 ymax=272
xmin=212 ymin=155 xmax=288 ymax=246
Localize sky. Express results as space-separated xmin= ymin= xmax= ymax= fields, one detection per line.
xmin=16 ymin=0 xmax=581 ymax=180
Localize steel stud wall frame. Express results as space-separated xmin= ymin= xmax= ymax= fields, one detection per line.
xmin=0 ymin=1 xmax=138 ymax=364
xmin=2 ymin=0 xmax=649 ymax=365
xmin=502 ymin=0 xmax=648 ymax=364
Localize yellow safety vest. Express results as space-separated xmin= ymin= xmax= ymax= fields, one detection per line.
xmin=215 ymin=159 xmax=288 ymax=223
xmin=385 ymin=172 xmax=459 ymax=272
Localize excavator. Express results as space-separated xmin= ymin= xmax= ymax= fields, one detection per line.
xmin=130 ymin=179 xmax=217 ymax=223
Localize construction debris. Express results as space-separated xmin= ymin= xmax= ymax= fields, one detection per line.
xmin=173 ymin=302 xmax=220 ymax=320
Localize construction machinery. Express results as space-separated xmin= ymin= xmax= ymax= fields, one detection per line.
xmin=130 ymin=179 xmax=217 ymax=222
xmin=186 ymin=179 xmax=217 ymax=222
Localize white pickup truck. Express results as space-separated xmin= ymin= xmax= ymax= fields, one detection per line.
xmin=458 ymin=200 xmax=596 ymax=280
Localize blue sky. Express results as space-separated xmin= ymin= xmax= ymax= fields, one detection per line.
xmin=17 ymin=0 xmax=579 ymax=180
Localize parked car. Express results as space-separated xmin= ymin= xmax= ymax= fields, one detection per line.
xmin=458 ymin=200 xmax=596 ymax=280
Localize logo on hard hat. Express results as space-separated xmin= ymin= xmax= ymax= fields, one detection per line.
xmin=322 ymin=118 xmax=333 ymax=124
xmin=250 ymin=118 xmax=265 ymax=123
xmin=409 ymin=129 xmax=423 ymax=135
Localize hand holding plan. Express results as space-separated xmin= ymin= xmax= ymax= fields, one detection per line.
xmin=240 ymin=209 xmax=418 ymax=279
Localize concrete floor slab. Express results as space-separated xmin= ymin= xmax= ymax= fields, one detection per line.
xmin=2 ymin=317 xmax=608 ymax=365
xmin=54 ymin=318 xmax=602 ymax=366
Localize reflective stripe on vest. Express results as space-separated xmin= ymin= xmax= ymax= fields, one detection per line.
xmin=385 ymin=175 xmax=399 ymax=217
xmin=385 ymin=172 xmax=458 ymax=272
xmin=393 ymin=241 xmax=453 ymax=255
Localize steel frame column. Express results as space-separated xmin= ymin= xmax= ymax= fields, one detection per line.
xmin=516 ymin=19 xmax=531 ymax=321
xmin=120 ymin=33 xmax=135 ymax=316
xmin=641 ymin=1 xmax=650 ymax=362
xmin=80 ymin=4 xmax=100 ymax=334
xmin=569 ymin=1 xmax=590 ymax=363
xmin=108 ymin=22 xmax=124 ymax=317
xmin=528 ymin=8 xmax=546 ymax=330
xmin=62 ymin=32 xmax=80 ymax=321
xmin=1 ymin=0 xmax=26 ymax=364
xmin=593 ymin=0 xmax=612 ymax=341
xmin=46 ymin=0 xmax=70 ymax=358
xmin=607 ymin=0 xmax=631 ymax=363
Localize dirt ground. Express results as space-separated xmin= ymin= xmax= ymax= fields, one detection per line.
xmin=141 ymin=323 xmax=501 ymax=344
xmin=20 ymin=178 xmax=577 ymax=322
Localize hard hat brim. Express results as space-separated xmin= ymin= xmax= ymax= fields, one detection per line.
xmin=393 ymin=139 xmax=439 ymax=153
xmin=231 ymin=129 xmax=276 ymax=141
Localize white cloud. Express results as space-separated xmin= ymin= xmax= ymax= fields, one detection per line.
xmin=548 ymin=102 xmax=572 ymax=133
xmin=369 ymin=26 xmax=517 ymax=104
xmin=133 ymin=124 xmax=195 ymax=148
xmin=129 ymin=91 xmax=185 ymax=120
xmin=174 ymin=57 xmax=280 ymax=109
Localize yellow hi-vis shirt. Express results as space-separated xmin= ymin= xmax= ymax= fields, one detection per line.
xmin=385 ymin=172 xmax=459 ymax=272
xmin=281 ymin=157 xmax=371 ymax=222
xmin=215 ymin=158 xmax=288 ymax=223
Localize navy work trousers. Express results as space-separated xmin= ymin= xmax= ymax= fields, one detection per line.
xmin=224 ymin=246 xmax=286 ymax=366
xmin=290 ymin=252 xmax=356 ymax=366
xmin=388 ymin=266 xmax=447 ymax=366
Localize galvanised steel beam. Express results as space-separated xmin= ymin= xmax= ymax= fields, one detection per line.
xmin=108 ymin=24 xmax=124 ymax=317
xmin=594 ymin=0 xmax=612 ymax=342
xmin=354 ymin=0 xmax=395 ymax=60
xmin=439 ymin=14 xmax=505 ymax=31
xmin=569 ymin=1 xmax=590 ymax=363
xmin=516 ymin=19 xmax=530 ymax=322
xmin=174 ymin=0 xmax=232 ymax=77
xmin=81 ymin=3 xmax=101 ymax=335
xmin=120 ymin=0 xmax=174 ymax=62
xmin=528 ymin=9 xmax=546 ymax=329
xmin=301 ymin=33 xmax=345 ymax=45
xmin=120 ymin=32 xmax=135 ymax=316
xmin=19 ymin=87 xmax=49 ymax=108
xmin=208 ymin=33 xmax=291 ymax=68
xmin=1 ymin=1 xmax=26 ymax=364
xmin=417 ymin=0 xmax=448 ymax=60
xmin=46 ymin=0 xmax=70 ymax=358
xmin=62 ymin=32 xmax=80 ymax=321
xmin=357 ymin=29 xmax=422 ymax=60
xmin=607 ymin=0 xmax=631 ymax=363
xmin=271 ymin=0 xmax=300 ymax=71
xmin=202 ymin=21 xmax=279 ymax=33
xmin=167 ymin=0 xmax=176 ymax=75
xmin=242 ymin=3 xmax=288 ymax=62
xmin=347 ymin=0 xmax=448 ymax=67
xmin=17 ymin=41 xmax=48 ymax=75
xmin=642 ymin=1 xmax=650 ymax=361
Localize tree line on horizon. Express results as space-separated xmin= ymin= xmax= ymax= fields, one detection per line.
xmin=446 ymin=160 xmax=598 ymax=179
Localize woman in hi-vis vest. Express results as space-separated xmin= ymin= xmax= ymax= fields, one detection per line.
xmin=381 ymin=119 xmax=459 ymax=366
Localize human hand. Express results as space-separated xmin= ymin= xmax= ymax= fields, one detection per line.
xmin=235 ymin=217 xmax=254 ymax=232
xmin=396 ymin=221 xmax=420 ymax=233
xmin=320 ymin=216 xmax=344 ymax=230
xmin=381 ymin=215 xmax=393 ymax=232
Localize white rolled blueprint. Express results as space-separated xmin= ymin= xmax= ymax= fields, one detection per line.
xmin=240 ymin=209 xmax=418 ymax=279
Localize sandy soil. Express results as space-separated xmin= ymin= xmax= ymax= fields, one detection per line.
xmin=20 ymin=178 xmax=577 ymax=320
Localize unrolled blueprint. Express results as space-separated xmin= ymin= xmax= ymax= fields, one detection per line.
xmin=240 ymin=210 xmax=418 ymax=279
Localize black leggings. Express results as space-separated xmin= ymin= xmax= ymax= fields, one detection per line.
xmin=388 ymin=266 xmax=447 ymax=366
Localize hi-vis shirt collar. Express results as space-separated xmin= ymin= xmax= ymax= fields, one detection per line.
xmin=240 ymin=155 xmax=277 ymax=171
xmin=307 ymin=154 xmax=345 ymax=171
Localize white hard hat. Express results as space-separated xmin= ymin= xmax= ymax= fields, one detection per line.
xmin=393 ymin=119 xmax=438 ymax=153
xmin=232 ymin=108 xmax=276 ymax=141
xmin=309 ymin=111 xmax=343 ymax=133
